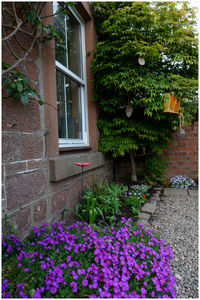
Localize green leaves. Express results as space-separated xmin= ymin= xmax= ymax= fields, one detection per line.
xmin=20 ymin=95 xmax=29 ymax=106
xmin=2 ymin=63 xmax=43 ymax=106
xmin=91 ymin=2 xmax=198 ymax=158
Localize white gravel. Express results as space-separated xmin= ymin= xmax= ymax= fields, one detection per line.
xmin=148 ymin=188 xmax=198 ymax=298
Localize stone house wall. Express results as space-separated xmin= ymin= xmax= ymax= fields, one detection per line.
xmin=2 ymin=2 xmax=113 ymax=237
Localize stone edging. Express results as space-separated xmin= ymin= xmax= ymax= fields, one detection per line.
xmin=136 ymin=187 xmax=163 ymax=227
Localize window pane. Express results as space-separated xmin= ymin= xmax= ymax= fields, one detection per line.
xmin=66 ymin=10 xmax=82 ymax=78
xmin=56 ymin=70 xmax=66 ymax=138
xmin=65 ymin=77 xmax=83 ymax=139
xmin=54 ymin=3 xmax=67 ymax=67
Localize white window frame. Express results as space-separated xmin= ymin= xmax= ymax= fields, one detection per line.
xmin=54 ymin=4 xmax=89 ymax=148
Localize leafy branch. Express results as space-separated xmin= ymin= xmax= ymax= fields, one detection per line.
xmin=2 ymin=2 xmax=73 ymax=107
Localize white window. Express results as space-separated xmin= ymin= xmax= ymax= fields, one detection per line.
xmin=54 ymin=3 xmax=88 ymax=148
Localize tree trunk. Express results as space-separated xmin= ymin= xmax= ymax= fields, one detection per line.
xmin=113 ymin=158 xmax=119 ymax=181
xmin=130 ymin=150 xmax=137 ymax=182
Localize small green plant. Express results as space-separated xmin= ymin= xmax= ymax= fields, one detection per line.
xmin=124 ymin=184 xmax=151 ymax=218
xmin=3 ymin=214 xmax=19 ymax=237
xmin=125 ymin=195 xmax=147 ymax=218
xmin=90 ymin=181 xmax=128 ymax=218
xmin=62 ymin=191 xmax=104 ymax=225
xmin=144 ymin=155 xmax=168 ymax=186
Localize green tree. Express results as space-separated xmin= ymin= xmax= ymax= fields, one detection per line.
xmin=91 ymin=2 xmax=198 ymax=181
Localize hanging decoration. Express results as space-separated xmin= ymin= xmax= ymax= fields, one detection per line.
xmin=138 ymin=57 xmax=145 ymax=66
xmin=176 ymin=112 xmax=185 ymax=140
xmin=163 ymin=93 xmax=182 ymax=114
xmin=125 ymin=98 xmax=133 ymax=117
xmin=125 ymin=106 xmax=133 ymax=118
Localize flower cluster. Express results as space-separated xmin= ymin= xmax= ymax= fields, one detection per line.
xmin=2 ymin=218 xmax=176 ymax=298
xmin=170 ymin=175 xmax=195 ymax=189
xmin=124 ymin=184 xmax=150 ymax=200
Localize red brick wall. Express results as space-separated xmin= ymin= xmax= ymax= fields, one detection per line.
xmin=163 ymin=122 xmax=198 ymax=179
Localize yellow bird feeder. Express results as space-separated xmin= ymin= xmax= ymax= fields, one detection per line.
xmin=163 ymin=93 xmax=181 ymax=114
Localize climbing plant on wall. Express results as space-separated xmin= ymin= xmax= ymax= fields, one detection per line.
xmin=2 ymin=2 xmax=73 ymax=107
xmin=91 ymin=2 xmax=198 ymax=181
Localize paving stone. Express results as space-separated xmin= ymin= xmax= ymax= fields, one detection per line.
xmin=154 ymin=187 xmax=162 ymax=191
xmin=138 ymin=212 xmax=151 ymax=220
xmin=141 ymin=202 xmax=157 ymax=214
xmin=136 ymin=218 xmax=149 ymax=226
xmin=149 ymin=199 xmax=157 ymax=206
xmin=188 ymin=190 xmax=198 ymax=197
xmin=150 ymin=196 xmax=159 ymax=200
xmin=164 ymin=188 xmax=188 ymax=196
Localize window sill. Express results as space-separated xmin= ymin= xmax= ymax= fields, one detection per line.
xmin=49 ymin=152 xmax=105 ymax=182
xmin=59 ymin=146 xmax=91 ymax=154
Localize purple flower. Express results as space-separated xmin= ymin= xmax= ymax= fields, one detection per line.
xmin=18 ymin=290 xmax=28 ymax=298
xmin=151 ymin=291 xmax=155 ymax=297
xmin=16 ymin=283 xmax=25 ymax=290
xmin=33 ymin=288 xmax=42 ymax=298
xmin=82 ymin=279 xmax=88 ymax=286
xmin=50 ymin=286 xmax=57 ymax=294
xmin=141 ymin=287 xmax=147 ymax=294
xmin=70 ymin=281 xmax=77 ymax=293
xmin=6 ymin=245 xmax=12 ymax=253
xmin=24 ymin=268 xmax=29 ymax=273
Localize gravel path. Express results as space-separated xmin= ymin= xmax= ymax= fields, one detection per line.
xmin=148 ymin=188 xmax=198 ymax=298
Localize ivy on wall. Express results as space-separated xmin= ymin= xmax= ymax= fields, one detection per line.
xmin=91 ymin=2 xmax=198 ymax=159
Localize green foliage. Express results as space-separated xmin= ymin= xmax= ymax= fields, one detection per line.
xmin=62 ymin=181 xmax=127 ymax=225
xmin=3 ymin=214 xmax=19 ymax=237
xmin=88 ymin=181 xmax=128 ymax=219
xmin=91 ymin=2 xmax=198 ymax=158
xmin=144 ymin=155 xmax=168 ymax=185
xmin=62 ymin=191 xmax=104 ymax=225
xmin=124 ymin=184 xmax=150 ymax=218
xmin=2 ymin=63 xmax=44 ymax=106
xmin=2 ymin=2 xmax=73 ymax=107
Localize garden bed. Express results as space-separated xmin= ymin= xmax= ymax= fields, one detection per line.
xmin=2 ymin=218 xmax=177 ymax=298
xmin=2 ymin=181 xmax=178 ymax=298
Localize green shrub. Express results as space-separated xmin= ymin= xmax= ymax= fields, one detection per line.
xmin=144 ymin=155 xmax=168 ymax=186
xmin=62 ymin=181 xmax=128 ymax=225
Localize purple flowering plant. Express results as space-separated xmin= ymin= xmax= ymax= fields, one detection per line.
xmin=2 ymin=218 xmax=176 ymax=298
xmin=170 ymin=175 xmax=195 ymax=189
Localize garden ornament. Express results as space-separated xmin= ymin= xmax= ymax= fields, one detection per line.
xmin=138 ymin=57 xmax=145 ymax=65
xmin=125 ymin=106 xmax=133 ymax=118
xmin=176 ymin=113 xmax=185 ymax=140
xmin=75 ymin=162 xmax=92 ymax=202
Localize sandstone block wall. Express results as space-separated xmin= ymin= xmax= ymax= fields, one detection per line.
xmin=2 ymin=2 xmax=113 ymax=237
